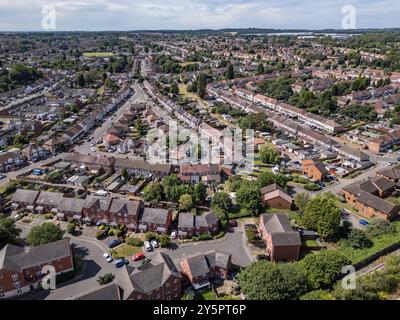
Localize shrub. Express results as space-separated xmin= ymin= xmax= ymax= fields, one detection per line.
xmin=198 ymin=233 xmax=212 ymax=241
xmin=95 ymin=231 xmax=106 ymax=240
xmin=159 ymin=234 xmax=171 ymax=247
xmin=304 ymin=183 xmax=321 ymax=191
xmin=97 ymin=273 xmax=115 ymax=285
xmin=44 ymin=213 xmax=54 ymax=219
xmin=145 ymin=232 xmax=159 ymax=241
xmin=113 ymin=229 xmax=123 ymax=238
xmin=366 ymin=218 xmax=396 ymax=237
xmin=346 ymin=229 xmax=372 ymax=249
xmin=127 ymin=237 xmax=143 ymax=247
xmin=108 ymin=229 xmax=114 ymax=236
xmin=67 ymin=223 xmax=76 ymax=235
xmin=245 ymin=228 xmax=258 ymax=244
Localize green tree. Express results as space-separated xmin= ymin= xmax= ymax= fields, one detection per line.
xmin=143 ymin=183 xmax=164 ymax=204
xmin=196 ymin=73 xmax=207 ymax=98
xmin=76 ymin=73 xmax=85 ymax=87
xmin=170 ymin=81 xmax=179 ymax=95
xmin=346 ymin=229 xmax=372 ymax=249
xmin=121 ymin=168 xmax=130 ymax=181
xmin=294 ymin=192 xmax=311 ymax=213
xmin=236 ymin=185 xmax=262 ymax=214
xmin=257 ymin=63 xmax=264 ymax=75
xmin=67 ymin=223 xmax=76 ymax=235
xmin=302 ymin=193 xmax=341 ymax=239
xmin=226 ymin=62 xmax=234 ymax=80
xmin=211 ymin=192 xmax=232 ymax=212
xmin=238 ymin=261 xmax=308 ymax=300
xmin=145 ymin=232 xmax=159 ymax=242
xmin=159 ymin=234 xmax=171 ymax=247
xmin=193 ymin=182 xmax=207 ymax=204
xmin=0 ymin=217 xmax=21 ymax=248
xmin=179 ymin=194 xmax=193 ymax=211
xmin=97 ymin=273 xmax=115 ymax=285
xmin=259 ymin=146 xmax=280 ymax=164
xmin=298 ymin=250 xmax=351 ymax=290
xmin=257 ymin=171 xmax=288 ymax=189
xmin=27 ymin=222 xmax=64 ymax=246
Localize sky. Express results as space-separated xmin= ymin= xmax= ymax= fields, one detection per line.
xmin=0 ymin=0 xmax=399 ymax=31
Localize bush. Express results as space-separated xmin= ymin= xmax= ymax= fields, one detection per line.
xmin=97 ymin=273 xmax=115 ymax=285
xmin=159 ymin=234 xmax=171 ymax=247
xmin=366 ymin=218 xmax=396 ymax=237
xmin=127 ymin=237 xmax=143 ymax=247
xmin=304 ymin=183 xmax=321 ymax=191
xmin=95 ymin=231 xmax=106 ymax=240
xmin=346 ymin=229 xmax=372 ymax=249
xmin=245 ymin=228 xmax=258 ymax=244
xmin=113 ymin=229 xmax=123 ymax=238
xmin=145 ymin=232 xmax=159 ymax=241
xmin=67 ymin=223 xmax=76 ymax=235
xmin=197 ymin=233 xmax=212 ymax=241
xmin=108 ymin=229 xmax=114 ymax=236
xmin=44 ymin=213 xmax=54 ymax=219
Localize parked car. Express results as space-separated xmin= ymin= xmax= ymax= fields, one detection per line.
xmin=229 ymin=219 xmax=238 ymax=227
xmin=114 ymin=258 xmax=128 ymax=268
xmin=103 ymin=253 xmax=113 ymax=263
xmin=170 ymin=230 xmax=177 ymax=239
xmin=133 ymin=252 xmax=145 ymax=261
xmin=359 ymin=219 xmax=369 ymax=226
xmin=144 ymin=241 xmax=152 ymax=252
xmin=0 ymin=174 xmax=6 ymax=180
xmin=14 ymin=212 xmax=26 ymax=221
xmin=108 ymin=239 xmax=121 ymax=248
xmin=151 ymin=239 xmax=159 ymax=248
xmin=256 ymin=254 xmax=269 ymax=260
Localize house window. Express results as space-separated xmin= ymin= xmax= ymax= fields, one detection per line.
xmin=35 ymin=265 xmax=41 ymax=271
xmin=166 ymin=289 xmax=170 ymax=294
xmin=11 ymin=274 xmax=19 ymax=282
xmin=36 ymin=271 xmax=42 ymax=277
xmin=167 ymin=296 xmax=171 ymax=300
xmin=14 ymin=281 xmax=21 ymax=289
xmin=17 ymin=289 xmax=23 ymax=295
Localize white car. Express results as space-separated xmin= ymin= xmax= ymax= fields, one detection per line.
xmin=144 ymin=241 xmax=153 ymax=252
xmin=103 ymin=253 xmax=113 ymax=263
xmin=170 ymin=230 xmax=177 ymax=239
xmin=91 ymin=147 xmax=97 ymax=152
xmin=151 ymin=239 xmax=159 ymax=248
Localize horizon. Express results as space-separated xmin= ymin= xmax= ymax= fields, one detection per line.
xmin=1 ymin=0 xmax=400 ymax=32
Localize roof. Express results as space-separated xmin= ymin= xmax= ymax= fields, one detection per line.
xmin=0 ymin=238 xmax=72 ymax=272
xmin=183 ymin=250 xmax=231 ymax=278
xmin=178 ymin=212 xmax=194 ymax=229
xmin=70 ymin=282 xmax=121 ymax=300
xmin=343 ymin=177 xmax=395 ymax=195
xmin=260 ymin=183 xmax=292 ymax=203
xmin=122 ymin=252 xmax=181 ymax=294
xmin=357 ymin=191 xmax=398 ymax=215
xmin=115 ymin=158 xmax=172 ymax=174
xmin=109 ymin=198 xmax=141 ymax=217
xmin=58 ymin=197 xmax=85 ymax=214
xmin=83 ymin=196 xmax=113 ymax=211
xmin=35 ymin=191 xmax=64 ymax=207
xmin=140 ymin=207 xmax=170 ymax=225
xmin=260 ymin=214 xmax=301 ymax=246
xmin=194 ymin=212 xmax=219 ymax=228
xmin=12 ymin=189 xmax=39 ymax=204
xmin=65 ymin=152 xmax=116 ymax=167
xmin=378 ymin=164 xmax=400 ymax=181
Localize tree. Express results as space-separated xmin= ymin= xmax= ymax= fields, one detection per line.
xmin=97 ymin=273 xmax=115 ymax=285
xmin=67 ymin=223 xmax=76 ymax=235
xmin=226 ymin=62 xmax=234 ymax=80
xmin=193 ymin=182 xmax=207 ymax=204
xmin=237 ymin=261 xmax=308 ymax=300
xmin=298 ymin=250 xmax=351 ymax=290
xmin=0 ymin=217 xmax=21 ymax=248
xmin=76 ymin=73 xmax=85 ymax=87
xmin=236 ymin=185 xmax=262 ymax=214
xmin=366 ymin=218 xmax=396 ymax=237
xmin=300 ymin=290 xmax=335 ymax=300
xmin=294 ymin=192 xmax=311 ymax=213
xmin=145 ymin=232 xmax=159 ymax=241
xmin=347 ymin=229 xmax=372 ymax=249
xmin=257 ymin=171 xmax=288 ymax=189
xmin=257 ymin=63 xmax=264 ymax=75
xmin=259 ymin=146 xmax=280 ymax=164
xmin=143 ymin=183 xmax=164 ymax=204
xmin=211 ymin=192 xmax=232 ymax=212
xmin=27 ymin=222 xmax=64 ymax=246
xmin=170 ymin=81 xmax=179 ymax=95
xmin=179 ymin=194 xmax=193 ymax=211
xmin=121 ymin=168 xmax=130 ymax=181
xmin=159 ymin=235 xmax=171 ymax=247
xmin=196 ymin=73 xmax=207 ymax=98
xmin=302 ymin=193 xmax=341 ymax=239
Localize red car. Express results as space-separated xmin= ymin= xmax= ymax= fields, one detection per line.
xmin=133 ymin=252 xmax=145 ymax=261
xmin=229 ymin=219 xmax=238 ymax=227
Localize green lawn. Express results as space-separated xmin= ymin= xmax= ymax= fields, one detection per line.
xmin=111 ymin=244 xmax=141 ymax=258
xmin=338 ymin=221 xmax=400 ymax=265
xmin=195 ymin=289 xmax=217 ymax=300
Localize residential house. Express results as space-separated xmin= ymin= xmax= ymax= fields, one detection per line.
xmin=56 ymin=197 xmax=85 ymax=221
xmin=138 ymin=208 xmax=172 ymax=234
xmin=259 ymin=214 xmax=301 ymax=262
xmin=108 ymin=198 xmax=143 ymax=231
xmin=180 ymin=250 xmax=231 ymax=290
xmin=115 ymin=158 xmax=173 ymax=177
xmin=34 ymin=191 xmax=64 ymax=213
xmin=178 ymin=212 xmax=195 ymax=239
xmin=302 ymin=158 xmax=328 ymax=182
xmin=194 ymin=212 xmax=219 ymax=236
xmin=82 ymin=196 xmax=113 ymax=225
xmin=11 ymin=189 xmax=40 ymax=211
xmin=179 ymin=164 xmax=221 ymax=183
xmin=64 ymin=153 xmax=116 ymax=174
xmin=0 ymin=238 xmax=74 ymax=299
xmin=260 ymin=184 xmax=293 ymax=210
xmin=0 ymin=151 xmax=26 ymax=173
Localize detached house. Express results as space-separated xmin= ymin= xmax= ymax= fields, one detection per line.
xmin=0 ymin=238 xmax=74 ymax=299
xmin=260 ymin=184 xmax=293 ymax=210
xmin=302 ymin=158 xmax=328 ymax=182
xmin=0 ymin=151 xmax=26 ymax=173
xmin=194 ymin=212 xmax=219 ymax=235
xmin=259 ymin=214 xmax=301 ymax=262
xmin=180 ymin=250 xmax=231 ymax=290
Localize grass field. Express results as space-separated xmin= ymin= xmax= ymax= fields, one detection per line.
xmin=83 ymin=52 xmax=114 ymax=58
xmin=111 ymin=244 xmax=141 ymax=258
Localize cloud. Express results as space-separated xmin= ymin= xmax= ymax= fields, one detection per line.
xmin=0 ymin=0 xmax=399 ymax=31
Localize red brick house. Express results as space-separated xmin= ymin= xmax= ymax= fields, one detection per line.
xmin=180 ymin=251 xmax=231 ymax=290
xmin=302 ymin=159 xmax=328 ymax=182
xmin=194 ymin=212 xmax=219 ymax=235
xmin=260 ymin=183 xmax=292 ymax=210
xmin=0 ymin=238 xmax=74 ymax=299
xmin=138 ymin=208 xmax=172 ymax=234
xmin=82 ymin=196 xmax=113 ymax=225
xmin=108 ymin=198 xmax=143 ymax=231
xmin=11 ymin=189 xmax=40 ymax=210
xmin=259 ymin=214 xmax=301 ymax=262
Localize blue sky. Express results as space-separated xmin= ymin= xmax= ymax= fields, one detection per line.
xmin=0 ymin=0 xmax=399 ymax=31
